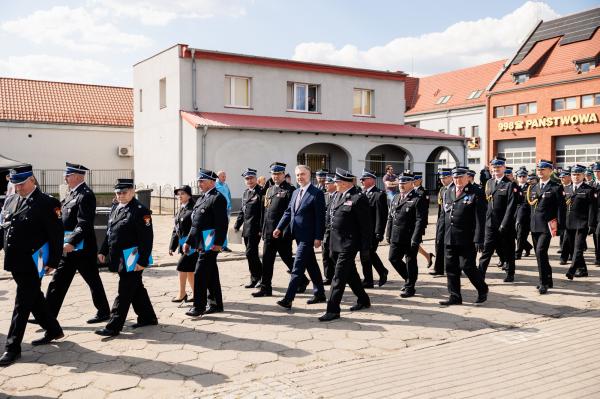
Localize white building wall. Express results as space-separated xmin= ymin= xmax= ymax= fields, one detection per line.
xmin=405 ymin=106 xmax=487 ymax=171
xmin=184 ymin=58 xmax=405 ymax=125
xmin=0 ymin=122 xmax=132 ymax=170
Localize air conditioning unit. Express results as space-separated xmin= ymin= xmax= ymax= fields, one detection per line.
xmin=118 ymin=146 xmax=134 ymax=157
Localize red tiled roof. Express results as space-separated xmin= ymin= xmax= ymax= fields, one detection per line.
xmin=181 ymin=111 xmax=464 ymax=141
xmin=512 ymin=36 xmax=560 ymax=73
xmin=0 ymin=77 xmax=133 ymax=127
xmin=493 ymin=28 xmax=600 ymax=92
xmin=405 ymin=60 xmax=506 ymax=115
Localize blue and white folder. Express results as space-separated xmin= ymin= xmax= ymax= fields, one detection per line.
xmin=32 ymin=242 xmax=49 ymax=278
xmin=201 ymin=229 xmax=227 ymax=251
xmin=63 ymin=231 xmax=84 ymax=251
xmin=179 ymin=236 xmax=196 ymax=255
xmin=123 ymin=247 xmax=154 ymax=272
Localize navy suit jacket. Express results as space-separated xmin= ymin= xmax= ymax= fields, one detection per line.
xmin=277 ymin=184 xmax=326 ymax=243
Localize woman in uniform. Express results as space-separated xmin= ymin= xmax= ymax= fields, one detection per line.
xmin=169 ymin=185 xmax=197 ymax=303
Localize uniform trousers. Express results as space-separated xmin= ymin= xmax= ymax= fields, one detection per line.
xmin=531 ymin=232 xmax=553 ymax=286
xmin=388 ymin=242 xmax=418 ymax=289
xmin=359 ymin=238 xmax=388 ymax=284
xmin=515 ymin=222 xmax=533 ymax=257
xmin=243 ymin=235 xmax=262 ymax=284
xmin=478 ymin=228 xmax=516 ymax=278
xmin=445 ymin=244 xmax=488 ymax=301
xmin=193 ymin=250 xmax=223 ymax=311
xmin=566 ymin=228 xmax=589 ymax=275
xmin=326 ymin=250 xmax=370 ymax=314
xmin=106 ymin=270 xmax=156 ymax=332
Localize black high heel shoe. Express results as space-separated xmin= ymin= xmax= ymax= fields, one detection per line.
xmin=172 ymin=294 xmax=188 ymax=303
xmin=427 ymin=253 xmax=435 ymax=268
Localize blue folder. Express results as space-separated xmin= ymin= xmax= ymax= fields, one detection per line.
xmin=179 ymin=236 xmax=196 ymax=255
xmin=123 ymin=247 xmax=154 ymax=272
xmin=64 ymin=231 xmax=84 ymax=251
xmin=32 ymin=242 xmax=49 ymax=278
xmin=201 ymin=229 xmax=227 ymax=251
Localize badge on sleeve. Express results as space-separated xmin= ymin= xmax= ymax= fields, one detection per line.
xmin=54 ymin=207 xmax=62 ymax=218
xmin=143 ymin=215 xmax=152 ymax=226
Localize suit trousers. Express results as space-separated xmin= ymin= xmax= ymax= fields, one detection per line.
xmin=445 ymin=244 xmax=487 ymax=301
xmin=433 ymin=235 xmax=445 ymax=274
xmin=560 ymin=230 xmax=572 ymax=262
xmin=106 ymin=270 xmax=156 ymax=332
xmin=359 ymin=239 xmax=388 ymax=284
xmin=243 ymin=235 xmax=263 ymax=283
xmin=388 ymin=242 xmax=418 ymax=289
xmin=193 ymin=251 xmax=223 ymax=311
xmin=260 ymin=237 xmax=307 ymax=290
xmin=566 ymin=228 xmax=588 ymax=275
xmin=327 ymin=250 xmax=370 ymax=314
xmin=595 ymin=233 xmax=600 ymax=263
xmin=322 ymin=231 xmax=334 ymax=281
xmin=46 ymin=253 xmax=110 ymax=319
xmin=478 ymin=229 xmax=516 ymax=278
xmin=6 ymin=269 xmax=62 ymax=353
xmin=284 ymin=241 xmax=324 ymax=302
xmin=531 ymin=232 xmax=553 ymax=286
xmin=515 ymin=223 xmax=533 ymax=256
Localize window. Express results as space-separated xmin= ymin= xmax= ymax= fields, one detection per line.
xmin=297 ymin=153 xmax=328 ymax=172
xmin=494 ymin=105 xmax=515 ymax=118
xmin=467 ymin=90 xmax=483 ymax=100
xmin=556 ymin=147 xmax=600 ymax=166
xmin=471 ymin=125 xmax=480 ymax=138
xmin=435 ymin=95 xmax=452 ymax=104
xmin=582 ymin=93 xmax=600 ymax=108
xmin=553 ymin=96 xmax=578 ymax=111
xmin=159 ymin=78 xmax=166 ymax=109
xmin=518 ymin=102 xmax=537 ymax=115
xmin=576 ymin=60 xmax=595 ymax=73
xmin=468 ymin=158 xmax=481 ymax=165
xmin=353 ymin=89 xmax=373 ymax=116
xmin=513 ymin=73 xmax=529 ymax=84
xmin=287 ymin=82 xmax=319 ymax=112
xmin=225 ymin=76 xmax=250 ymax=108
xmin=367 ymin=154 xmax=385 ymax=175
xmin=139 ymin=89 xmax=143 ymax=112
xmin=499 ymin=151 xmax=536 ymax=167
xmin=458 ymin=127 xmax=466 ymax=137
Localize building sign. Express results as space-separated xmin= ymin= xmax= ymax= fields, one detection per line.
xmin=498 ymin=112 xmax=598 ymax=132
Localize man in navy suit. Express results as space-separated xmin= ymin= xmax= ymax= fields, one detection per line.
xmin=274 ymin=165 xmax=326 ymax=309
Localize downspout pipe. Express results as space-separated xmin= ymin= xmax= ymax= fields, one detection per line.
xmin=201 ymin=125 xmax=208 ymax=169
xmin=191 ymin=49 xmax=198 ymax=111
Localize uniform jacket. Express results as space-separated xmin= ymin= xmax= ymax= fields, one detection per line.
xmin=564 ymin=182 xmax=597 ymax=231
xmin=169 ymin=199 xmax=196 ymax=254
xmin=185 ymin=188 xmax=228 ymax=250
xmin=483 ymin=177 xmax=517 ymax=231
xmin=277 ymin=184 xmax=326 ymax=243
xmin=234 ymin=185 xmax=263 ymax=238
xmin=324 ymin=191 xmax=337 ymax=236
xmin=0 ymin=187 xmax=63 ymax=272
xmin=443 ymin=182 xmax=486 ymax=246
xmin=515 ymin=183 xmax=531 ymax=227
xmin=262 ymin=181 xmax=295 ymax=239
xmin=526 ymin=180 xmax=566 ymax=234
xmin=364 ymin=186 xmax=388 ymax=240
xmin=435 ymin=185 xmax=449 ymax=242
xmin=594 ymin=181 xmax=600 ymax=234
xmin=329 ymin=186 xmax=372 ymax=253
xmin=386 ymin=189 xmax=428 ymax=245
xmin=62 ymin=182 xmax=97 ymax=258
xmin=100 ymin=198 xmax=153 ymax=272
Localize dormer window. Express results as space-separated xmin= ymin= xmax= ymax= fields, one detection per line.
xmin=576 ymin=60 xmax=595 ymax=73
xmin=467 ymin=90 xmax=483 ymax=100
xmin=513 ymin=73 xmax=529 ymax=84
xmin=435 ymin=95 xmax=452 ymax=105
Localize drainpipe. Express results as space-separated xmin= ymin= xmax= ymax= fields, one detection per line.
xmin=191 ymin=49 xmax=198 ymax=111
xmin=201 ymin=125 xmax=208 ymax=169
xmin=178 ymin=114 xmax=183 ymax=185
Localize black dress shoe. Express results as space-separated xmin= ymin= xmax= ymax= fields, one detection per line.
xmin=400 ymin=289 xmax=415 ymax=298
xmin=378 ymin=270 xmax=388 ymax=287
xmin=350 ymin=302 xmax=371 ymax=311
xmin=87 ymin=314 xmax=110 ymax=324
xmin=28 ymin=319 xmax=39 ymax=325
xmin=276 ymin=299 xmax=292 ymax=309
xmin=429 ymin=271 xmax=444 ymax=276
xmin=503 ymin=274 xmax=514 ymax=283
xmin=427 ymin=253 xmax=435 ymax=268
xmin=475 ymin=292 xmax=487 ymax=304
xmin=362 ymin=281 xmax=374 ymax=289
xmin=559 ymin=260 xmax=568 ymax=265
xmin=323 ymin=279 xmax=332 ymax=286
xmin=171 ymin=294 xmax=188 ymax=303
xmin=400 ymin=285 xmax=407 ymax=292
xmin=252 ymin=289 xmax=272 ymax=297
xmin=525 ymin=250 xmax=531 ymax=257
xmin=31 ymin=331 xmax=65 ymax=346
xmin=131 ymin=319 xmax=158 ymax=328
xmin=574 ymin=269 xmax=589 ymax=277
xmin=307 ymin=294 xmax=326 ymax=304
xmin=538 ymin=285 xmax=548 ymax=294
xmin=565 ymin=273 xmax=574 ymax=280
xmin=439 ymin=297 xmax=462 ymax=306
xmin=204 ymin=306 xmax=224 ymax=314
xmin=0 ymin=351 xmax=20 ymax=366
xmin=185 ymin=308 xmax=204 ymax=317
xmin=95 ymin=328 xmax=119 ymax=337
xmin=318 ymin=312 xmax=340 ymax=322
xmin=244 ymin=280 xmax=259 ymax=289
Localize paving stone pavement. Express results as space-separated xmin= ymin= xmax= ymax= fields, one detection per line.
xmin=0 ymin=214 xmax=598 ymax=398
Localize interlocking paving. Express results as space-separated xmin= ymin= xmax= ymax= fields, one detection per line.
xmin=0 ymin=214 xmax=598 ymax=398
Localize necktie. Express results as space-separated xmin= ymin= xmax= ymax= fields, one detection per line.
xmin=295 ymin=189 xmax=304 ymax=211
xmin=16 ymin=196 xmax=24 ymax=210
xmin=456 ymin=187 xmax=463 ymax=197
xmin=540 ymin=183 xmax=545 ymax=190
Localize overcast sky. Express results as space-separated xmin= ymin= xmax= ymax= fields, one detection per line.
xmin=0 ymin=0 xmax=596 ymax=86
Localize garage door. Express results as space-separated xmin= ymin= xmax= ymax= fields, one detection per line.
xmin=556 ymin=134 xmax=600 ymax=168
xmin=497 ymin=139 xmax=536 ymax=170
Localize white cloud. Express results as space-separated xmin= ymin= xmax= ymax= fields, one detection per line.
xmin=1 ymin=6 xmax=151 ymax=52
xmin=292 ymin=1 xmax=561 ymax=76
xmin=95 ymin=0 xmax=248 ymax=26
xmin=0 ymin=55 xmax=111 ymax=84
